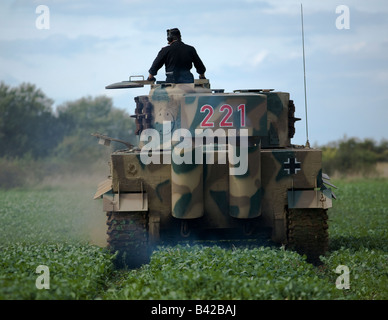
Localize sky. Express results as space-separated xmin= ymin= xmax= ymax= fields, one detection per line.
xmin=0 ymin=0 xmax=387 ymax=146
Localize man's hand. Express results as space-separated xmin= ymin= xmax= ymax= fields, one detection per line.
xmin=147 ymin=74 xmax=156 ymax=82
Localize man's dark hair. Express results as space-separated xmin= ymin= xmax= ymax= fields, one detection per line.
xmin=167 ymin=28 xmax=181 ymax=42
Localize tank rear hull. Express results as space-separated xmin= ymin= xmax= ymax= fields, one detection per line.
xmin=94 ymin=79 xmax=334 ymax=268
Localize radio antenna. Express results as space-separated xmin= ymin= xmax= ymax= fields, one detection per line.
xmin=301 ymin=3 xmax=310 ymax=148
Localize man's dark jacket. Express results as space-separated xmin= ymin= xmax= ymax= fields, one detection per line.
xmin=148 ymin=41 xmax=206 ymax=83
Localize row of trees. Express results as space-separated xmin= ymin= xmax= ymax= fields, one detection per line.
xmin=0 ymin=82 xmax=137 ymax=188
xmin=320 ymin=137 xmax=388 ymax=176
xmin=0 ymin=82 xmax=135 ymax=161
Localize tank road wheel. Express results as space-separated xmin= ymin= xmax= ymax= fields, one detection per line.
xmin=287 ymin=208 xmax=329 ymax=264
xmin=106 ymin=211 xmax=150 ymax=269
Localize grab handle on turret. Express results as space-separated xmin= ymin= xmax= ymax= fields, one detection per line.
xmin=105 ymin=75 xmax=155 ymax=89
xmin=91 ymin=132 xmax=134 ymax=149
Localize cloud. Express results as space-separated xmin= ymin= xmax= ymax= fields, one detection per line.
xmin=0 ymin=34 xmax=101 ymax=60
xmin=332 ymin=41 xmax=367 ymax=54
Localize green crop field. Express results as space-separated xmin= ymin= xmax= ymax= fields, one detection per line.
xmin=0 ymin=178 xmax=387 ymax=300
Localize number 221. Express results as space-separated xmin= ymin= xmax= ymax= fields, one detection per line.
xmin=200 ymin=104 xmax=246 ymax=128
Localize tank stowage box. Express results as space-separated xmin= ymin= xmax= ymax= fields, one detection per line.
xmin=93 ymin=78 xmax=335 ymax=268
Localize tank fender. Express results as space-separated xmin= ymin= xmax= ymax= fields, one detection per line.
xmin=93 ymin=179 xmax=112 ymax=199
xmin=103 ymin=193 xmax=148 ymax=212
xmin=94 ymin=179 xmax=148 ymax=212
xmin=287 ymin=189 xmax=332 ymax=210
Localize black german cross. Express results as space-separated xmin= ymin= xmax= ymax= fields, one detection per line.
xmin=284 ymin=157 xmax=301 ymax=175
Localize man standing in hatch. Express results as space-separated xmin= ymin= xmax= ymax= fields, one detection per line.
xmin=147 ymin=28 xmax=206 ymax=83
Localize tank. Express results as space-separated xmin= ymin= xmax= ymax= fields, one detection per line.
xmin=92 ymin=76 xmax=336 ymax=268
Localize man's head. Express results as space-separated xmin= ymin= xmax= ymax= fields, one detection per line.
xmin=167 ymin=28 xmax=181 ymax=43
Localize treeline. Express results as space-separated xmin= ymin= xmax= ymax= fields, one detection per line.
xmin=320 ymin=137 xmax=388 ymax=177
xmin=0 ymin=82 xmax=135 ymax=188
xmin=0 ymin=82 xmax=135 ymax=160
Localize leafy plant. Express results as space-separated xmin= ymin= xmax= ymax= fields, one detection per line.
xmin=0 ymin=243 xmax=114 ymax=300
xmin=0 ymin=178 xmax=387 ymax=300
xmin=102 ymin=245 xmax=339 ymax=300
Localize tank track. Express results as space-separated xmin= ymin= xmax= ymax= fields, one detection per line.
xmin=106 ymin=211 xmax=150 ymax=268
xmin=287 ymin=208 xmax=328 ymax=264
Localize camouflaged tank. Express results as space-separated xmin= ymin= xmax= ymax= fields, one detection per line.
xmin=93 ymin=76 xmax=335 ymax=268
